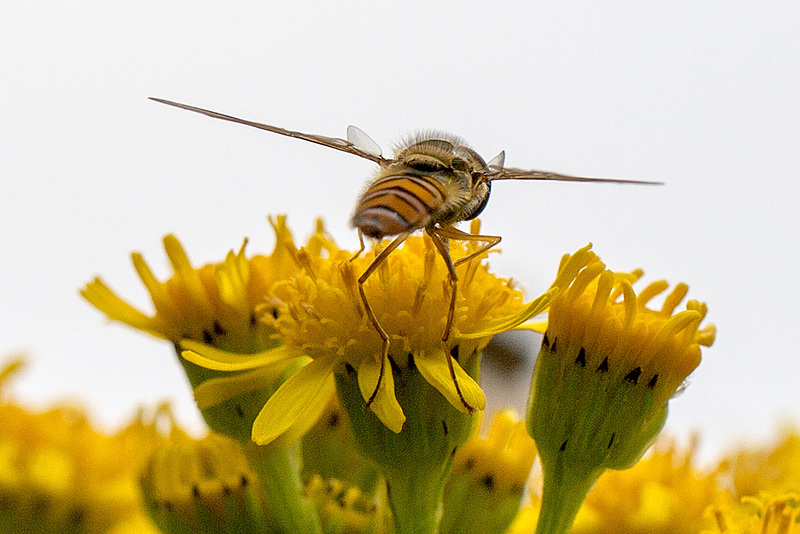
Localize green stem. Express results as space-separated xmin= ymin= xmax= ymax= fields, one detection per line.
xmin=247 ymin=442 xmax=323 ymax=534
xmin=383 ymin=465 xmax=447 ymax=534
xmin=535 ymin=458 xmax=601 ymax=534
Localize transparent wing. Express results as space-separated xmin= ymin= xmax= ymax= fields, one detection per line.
xmin=150 ymin=98 xmax=388 ymax=164
xmin=488 ymin=166 xmax=662 ymax=185
xmin=346 ymin=125 xmax=382 ymax=158
xmin=487 ymin=150 xmax=505 ymax=169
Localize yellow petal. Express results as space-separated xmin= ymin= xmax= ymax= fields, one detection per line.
xmin=516 ymin=321 xmax=548 ymax=333
xmin=415 ymin=351 xmax=486 ymax=412
xmin=215 ymin=241 xmax=250 ymax=312
xmin=358 ymin=356 xmax=405 ymax=433
xmin=180 ymin=340 xmax=299 ymax=371
xmin=193 ymin=363 xmax=303 ymax=409
xmin=461 ymin=287 xmax=558 ymax=339
xmin=81 ymin=279 xmax=166 ymax=338
xmin=268 ymin=373 xmax=336 ymax=449
xmin=251 ymin=353 xmax=340 ymax=446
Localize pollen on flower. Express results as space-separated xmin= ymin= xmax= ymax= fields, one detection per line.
xmin=267 ymin=231 xmax=524 ymax=363
xmin=260 ymin=229 xmax=528 ymax=428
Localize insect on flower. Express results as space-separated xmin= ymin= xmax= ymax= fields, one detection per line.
xmin=149 ymin=97 xmax=660 ymax=413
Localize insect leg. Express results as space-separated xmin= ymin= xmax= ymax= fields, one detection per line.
xmin=427 ymin=228 xmax=475 ymax=413
xmin=349 ymin=229 xmax=366 ymax=262
xmin=432 ymin=225 xmax=502 ymax=267
xmin=358 ymin=230 xmax=415 ymax=406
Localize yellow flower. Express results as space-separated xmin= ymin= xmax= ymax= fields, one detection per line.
xmin=0 ymin=358 xmax=160 ymax=533
xmin=304 ymin=474 xmax=391 ymax=534
xmin=141 ymin=425 xmax=268 ymax=533
xmin=542 ymin=267 xmax=716 ymax=408
xmin=83 ymin=217 xmax=339 ymax=444
xmin=184 ymin=221 xmax=587 ymax=445
xmin=441 ymin=409 xmax=538 ymax=534
xmin=509 ymin=437 xmax=724 ymax=534
xmin=706 ymin=493 xmax=800 ymax=534
xmin=718 ymin=427 xmax=800 ymax=497
xmin=527 ymin=256 xmax=716 ymax=534
xmin=82 ymin=215 xmax=318 ymax=352
xmin=183 ymin=226 xmax=594 ymax=534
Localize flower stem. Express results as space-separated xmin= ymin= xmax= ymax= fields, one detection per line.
xmin=334 ymin=356 xmax=478 ymax=534
xmin=383 ymin=465 xmax=447 ymax=534
xmin=247 ymin=442 xmax=323 ymax=534
xmin=534 ymin=458 xmax=601 ymax=534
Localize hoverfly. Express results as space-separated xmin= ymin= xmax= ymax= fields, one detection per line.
xmin=150 ymin=97 xmax=660 ymax=412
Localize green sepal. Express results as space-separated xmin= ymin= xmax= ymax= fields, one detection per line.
xmin=302 ymin=398 xmax=380 ymax=495
xmin=526 ymin=337 xmax=670 ymax=534
xmin=140 ymin=433 xmax=271 ymax=534
xmin=334 ymin=350 xmax=481 ymax=534
xmin=440 ymin=467 xmax=522 ymax=534
xmin=173 ymin=343 xmax=303 ymax=444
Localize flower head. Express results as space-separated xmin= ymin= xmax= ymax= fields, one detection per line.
xmin=140 ymin=425 xmax=267 ymax=533
xmin=706 ymin=493 xmax=800 ymax=534
xmin=441 ymin=409 xmax=538 ymax=534
xmin=0 ymin=358 xmax=160 ymax=533
xmin=83 ymin=217 xmax=339 ymax=443
xmin=304 ymin=475 xmax=390 ymax=534
xmin=81 ymin=215 xmax=316 ymax=352
xmin=527 ymin=254 xmax=716 ymax=534
xmin=183 ymin=226 xmax=594 ymax=534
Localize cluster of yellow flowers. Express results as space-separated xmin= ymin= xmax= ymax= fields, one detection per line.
xmin=1 ymin=355 xmax=797 ymax=533
xmin=0 ymin=217 xmax=794 ymax=533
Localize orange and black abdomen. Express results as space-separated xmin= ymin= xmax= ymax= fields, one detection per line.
xmin=352 ymin=173 xmax=447 ymax=239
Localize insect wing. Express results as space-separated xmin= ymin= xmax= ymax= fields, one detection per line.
xmin=489 ymin=167 xmax=662 ymax=185
xmin=346 ymin=125 xmax=383 ymax=158
xmin=149 ymin=97 xmax=386 ymax=164
xmin=487 ymin=150 xmax=506 ymax=169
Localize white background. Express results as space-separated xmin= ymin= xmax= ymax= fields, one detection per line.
xmin=2 ymin=2 xmax=798 ymax=463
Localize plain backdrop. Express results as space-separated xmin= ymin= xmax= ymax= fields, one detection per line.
xmin=2 ymin=2 xmax=798 ymax=463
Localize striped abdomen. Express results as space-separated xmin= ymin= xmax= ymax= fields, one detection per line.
xmin=352 ymin=173 xmax=447 ymax=239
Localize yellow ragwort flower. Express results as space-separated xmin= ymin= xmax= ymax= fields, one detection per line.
xmin=82 ymin=215 xmax=317 ymax=352
xmin=83 ymin=217 xmax=340 ymax=444
xmin=0 ymin=358 xmax=160 ymax=534
xmin=718 ymin=426 xmax=800 ymax=498
xmin=183 ymin=229 xmax=594 ymax=534
xmin=440 ymin=409 xmax=538 ymax=534
xmin=527 ymin=256 xmax=716 ymax=534
xmin=141 ymin=426 xmax=268 ymax=533
xmin=304 ymin=475 xmax=391 ymax=534
xmin=706 ymin=493 xmax=800 ymax=534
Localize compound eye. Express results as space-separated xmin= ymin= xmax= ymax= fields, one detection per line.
xmin=406 ymin=155 xmax=446 ymax=173
xmin=451 ymin=158 xmax=469 ymax=173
